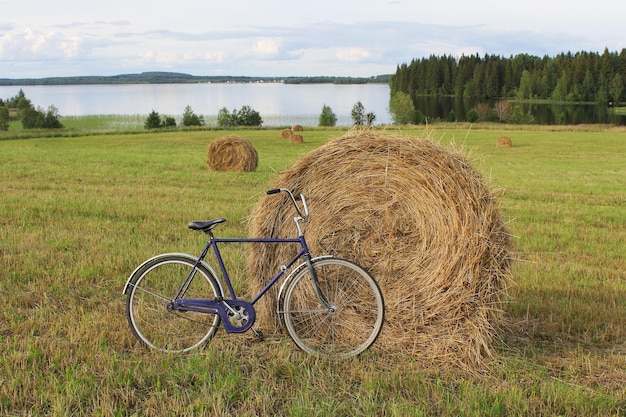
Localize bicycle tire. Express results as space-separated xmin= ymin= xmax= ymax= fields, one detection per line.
xmin=125 ymin=255 xmax=222 ymax=353
xmin=281 ymin=257 xmax=384 ymax=357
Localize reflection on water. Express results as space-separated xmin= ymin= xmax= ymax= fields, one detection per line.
xmin=413 ymin=96 xmax=625 ymax=125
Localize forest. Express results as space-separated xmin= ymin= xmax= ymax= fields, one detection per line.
xmin=389 ymin=48 xmax=626 ymax=105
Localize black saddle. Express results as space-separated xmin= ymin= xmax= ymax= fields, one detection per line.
xmin=188 ymin=218 xmax=226 ymax=234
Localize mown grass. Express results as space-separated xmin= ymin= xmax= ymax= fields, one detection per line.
xmin=1 ymin=125 xmax=625 ymax=416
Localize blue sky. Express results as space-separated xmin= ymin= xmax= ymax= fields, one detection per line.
xmin=1 ymin=0 xmax=624 ymax=78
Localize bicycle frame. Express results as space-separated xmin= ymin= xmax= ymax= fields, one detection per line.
xmin=169 ymin=233 xmax=324 ymax=334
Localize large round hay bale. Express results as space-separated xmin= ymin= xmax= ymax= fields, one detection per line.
xmin=292 ymin=124 xmax=304 ymax=132
xmin=247 ymin=129 xmax=512 ymax=368
xmin=280 ymin=129 xmax=293 ymax=139
xmin=207 ymin=135 xmax=258 ymax=172
xmin=497 ymin=136 xmax=512 ymax=148
xmin=289 ymin=134 xmax=303 ymax=144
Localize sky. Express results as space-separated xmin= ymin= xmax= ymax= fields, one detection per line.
xmin=1 ymin=0 xmax=624 ymax=79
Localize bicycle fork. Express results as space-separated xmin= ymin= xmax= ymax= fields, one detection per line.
xmin=304 ymin=254 xmax=335 ymax=312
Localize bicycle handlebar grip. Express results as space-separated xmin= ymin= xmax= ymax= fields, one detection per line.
xmin=266 ymin=188 xmax=281 ymax=195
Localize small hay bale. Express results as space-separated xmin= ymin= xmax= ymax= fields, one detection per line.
xmin=289 ymin=134 xmax=304 ymax=144
xmin=247 ymin=129 xmax=512 ymax=369
xmin=497 ymin=136 xmax=512 ymax=148
xmin=206 ymin=135 xmax=258 ymax=172
xmin=280 ymin=129 xmax=293 ymax=139
xmin=292 ymin=124 xmax=304 ymax=132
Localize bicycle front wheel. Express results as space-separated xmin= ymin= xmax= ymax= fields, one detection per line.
xmin=125 ymin=255 xmax=222 ymax=353
xmin=281 ymin=258 xmax=384 ymax=357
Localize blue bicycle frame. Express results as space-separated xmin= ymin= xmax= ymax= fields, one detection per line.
xmin=173 ymin=237 xmax=293 ymax=324
xmin=170 ymin=229 xmax=330 ymax=334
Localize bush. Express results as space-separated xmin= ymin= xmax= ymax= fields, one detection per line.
xmin=388 ymin=91 xmax=416 ymax=124
xmin=415 ymin=109 xmax=426 ymax=124
xmin=217 ymin=106 xmax=263 ymax=127
xmin=21 ymin=105 xmax=63 ymax=129
xmin=237 ymin=105 xmax=263 ymax=126
xmin=143 ymin=110 xmax=176 ymax=129
xmin=351 ymin=101 xmax=365 ymax=125
xmin=144 ymin=110 xmax=162 ymax=129
xmin=318 ymin=105 xmax=337 ymax=126
xmin=0 ymin=107 xmax=9 ymax=131
xmin=466 ymin=109 xmax=479 ymax=123
xmin=182 ymin=105 xmax=204 ymax=127
xmin=162 ymin=116 xmax=177 ymax=128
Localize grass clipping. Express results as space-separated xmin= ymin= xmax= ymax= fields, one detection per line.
xmin=248 ymin=129 xmax=512 ymax=368
xmin=207 ymin=135 xmax=258 ymax=172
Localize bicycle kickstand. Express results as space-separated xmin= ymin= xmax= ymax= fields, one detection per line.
xmin=251 ymin=327 xmax=264 ymax=342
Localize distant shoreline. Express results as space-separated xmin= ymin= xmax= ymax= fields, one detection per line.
xmin=0 ymin=71 xmax=391 ymax=86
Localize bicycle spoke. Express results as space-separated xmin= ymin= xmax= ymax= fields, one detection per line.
xmin=125 ymin=256 xmax=222 ymax=353
xmin=282 ymin=258 xmax=384 ymax=357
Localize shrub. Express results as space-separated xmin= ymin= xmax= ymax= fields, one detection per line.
xmin=21 ymin=105 xmax=63 ymax=129
xmin=388 ymin=91 xmax=416 ymax=125
xmin=0 ymin=107 xmax=9 ymax=131
xmin=466 ymin=109 xmax=479 ymax=123
xmin=217 ymin=106 xmax=263 ymax=127
xmin=318 ymin=105 xmax=337 ymax=126
xmin=237 ymin=105 xmax=263 ymax=126
xmin=182 ymin=105 xmax=204 ymax=127
xmin=144 ymin=110 xmax=162 ymax=129
xmin=162 ymin=116 xmax=177 ymax=128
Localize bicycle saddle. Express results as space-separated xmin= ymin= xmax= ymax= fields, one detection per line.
xmin=188 ymin=218 xmax=226 ymax=233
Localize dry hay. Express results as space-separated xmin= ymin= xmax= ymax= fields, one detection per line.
xmin=292 ymin=124 xmax=304 ymax=132
xmin=206 ymin=135 xmax=258 ymax=172
xmin=290 ymin=134 xmax=304 ymax=144
xmin=280 ymin=129 xmax=293 ymax=139
xmin=247 ymin=129 xmax=512 ymax=369
xmin=497 ymin=136 xmax=512 ymax=148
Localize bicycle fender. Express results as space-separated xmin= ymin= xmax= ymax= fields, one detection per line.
xmin=276 ymin=255 xmax=334 ymax=318
xmin=122 ymin=252 xmax=224 ymax=296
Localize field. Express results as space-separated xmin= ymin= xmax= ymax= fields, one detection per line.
xmin=1 ymin=124 xmax=625 ymax=416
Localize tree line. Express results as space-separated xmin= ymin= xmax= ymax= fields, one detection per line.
xmin=389 ymin=49 xmax=626 ymax=105
xmin=0 ymin=72 xmax=391 ymax=86
xmin=0 ymin=89 xmax=63 ymax=130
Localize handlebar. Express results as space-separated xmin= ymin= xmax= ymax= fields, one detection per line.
xmin=266 ymin=188 xmax=309 ymax=222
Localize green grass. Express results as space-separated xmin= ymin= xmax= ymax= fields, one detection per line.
xmin=1 ymin=125 xmax=625 ymax=416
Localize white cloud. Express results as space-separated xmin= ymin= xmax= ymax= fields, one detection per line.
xmin=253 ymin=38 xmax=281 ymax=56
xmin=335 ymin=47 xmax=372 ymax=63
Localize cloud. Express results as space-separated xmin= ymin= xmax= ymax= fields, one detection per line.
xmin=252 ymin=38 xmax=281 ymax=57
xmin=335 ymin=47 xmax=372 ymax=63
xmin=0 ymin=28 xmax=78 ymax=59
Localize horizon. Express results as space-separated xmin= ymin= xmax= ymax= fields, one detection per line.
xmin=3 ymin=46 xmax=624 ymax=83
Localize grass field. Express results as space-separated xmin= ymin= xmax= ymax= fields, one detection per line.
xmin=1 ymin=124 xmax=625 ymax=416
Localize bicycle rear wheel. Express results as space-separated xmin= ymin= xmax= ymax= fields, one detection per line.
xmin=125 ymin=255 xmax=222 ymax=353
xmin=281 ymin=258 xmax=384 ymax=357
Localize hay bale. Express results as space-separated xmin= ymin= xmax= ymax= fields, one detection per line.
xmin=292 ymin=124 xmax=304 ymax=132
xmin=289 ymin=134 xmax=304 ymax=144
xmin=247 ymin=129 xmax=512 ymax=369
xmin=280 ymin=129 xmax=293 ymax=139
xmin=497 ymin=136 xmax=512 ymax=148
xmin=207 ymin=135 xmax=258 ymax=172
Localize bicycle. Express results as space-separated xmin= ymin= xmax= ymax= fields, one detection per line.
xmin=123 ymin=188 xmax=385 ymax=358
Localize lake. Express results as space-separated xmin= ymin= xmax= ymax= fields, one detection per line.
xmin=1 ymin=83 xmax=624 ymax=126
xmin=0 ymin=83 xmax=393 ymax=126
